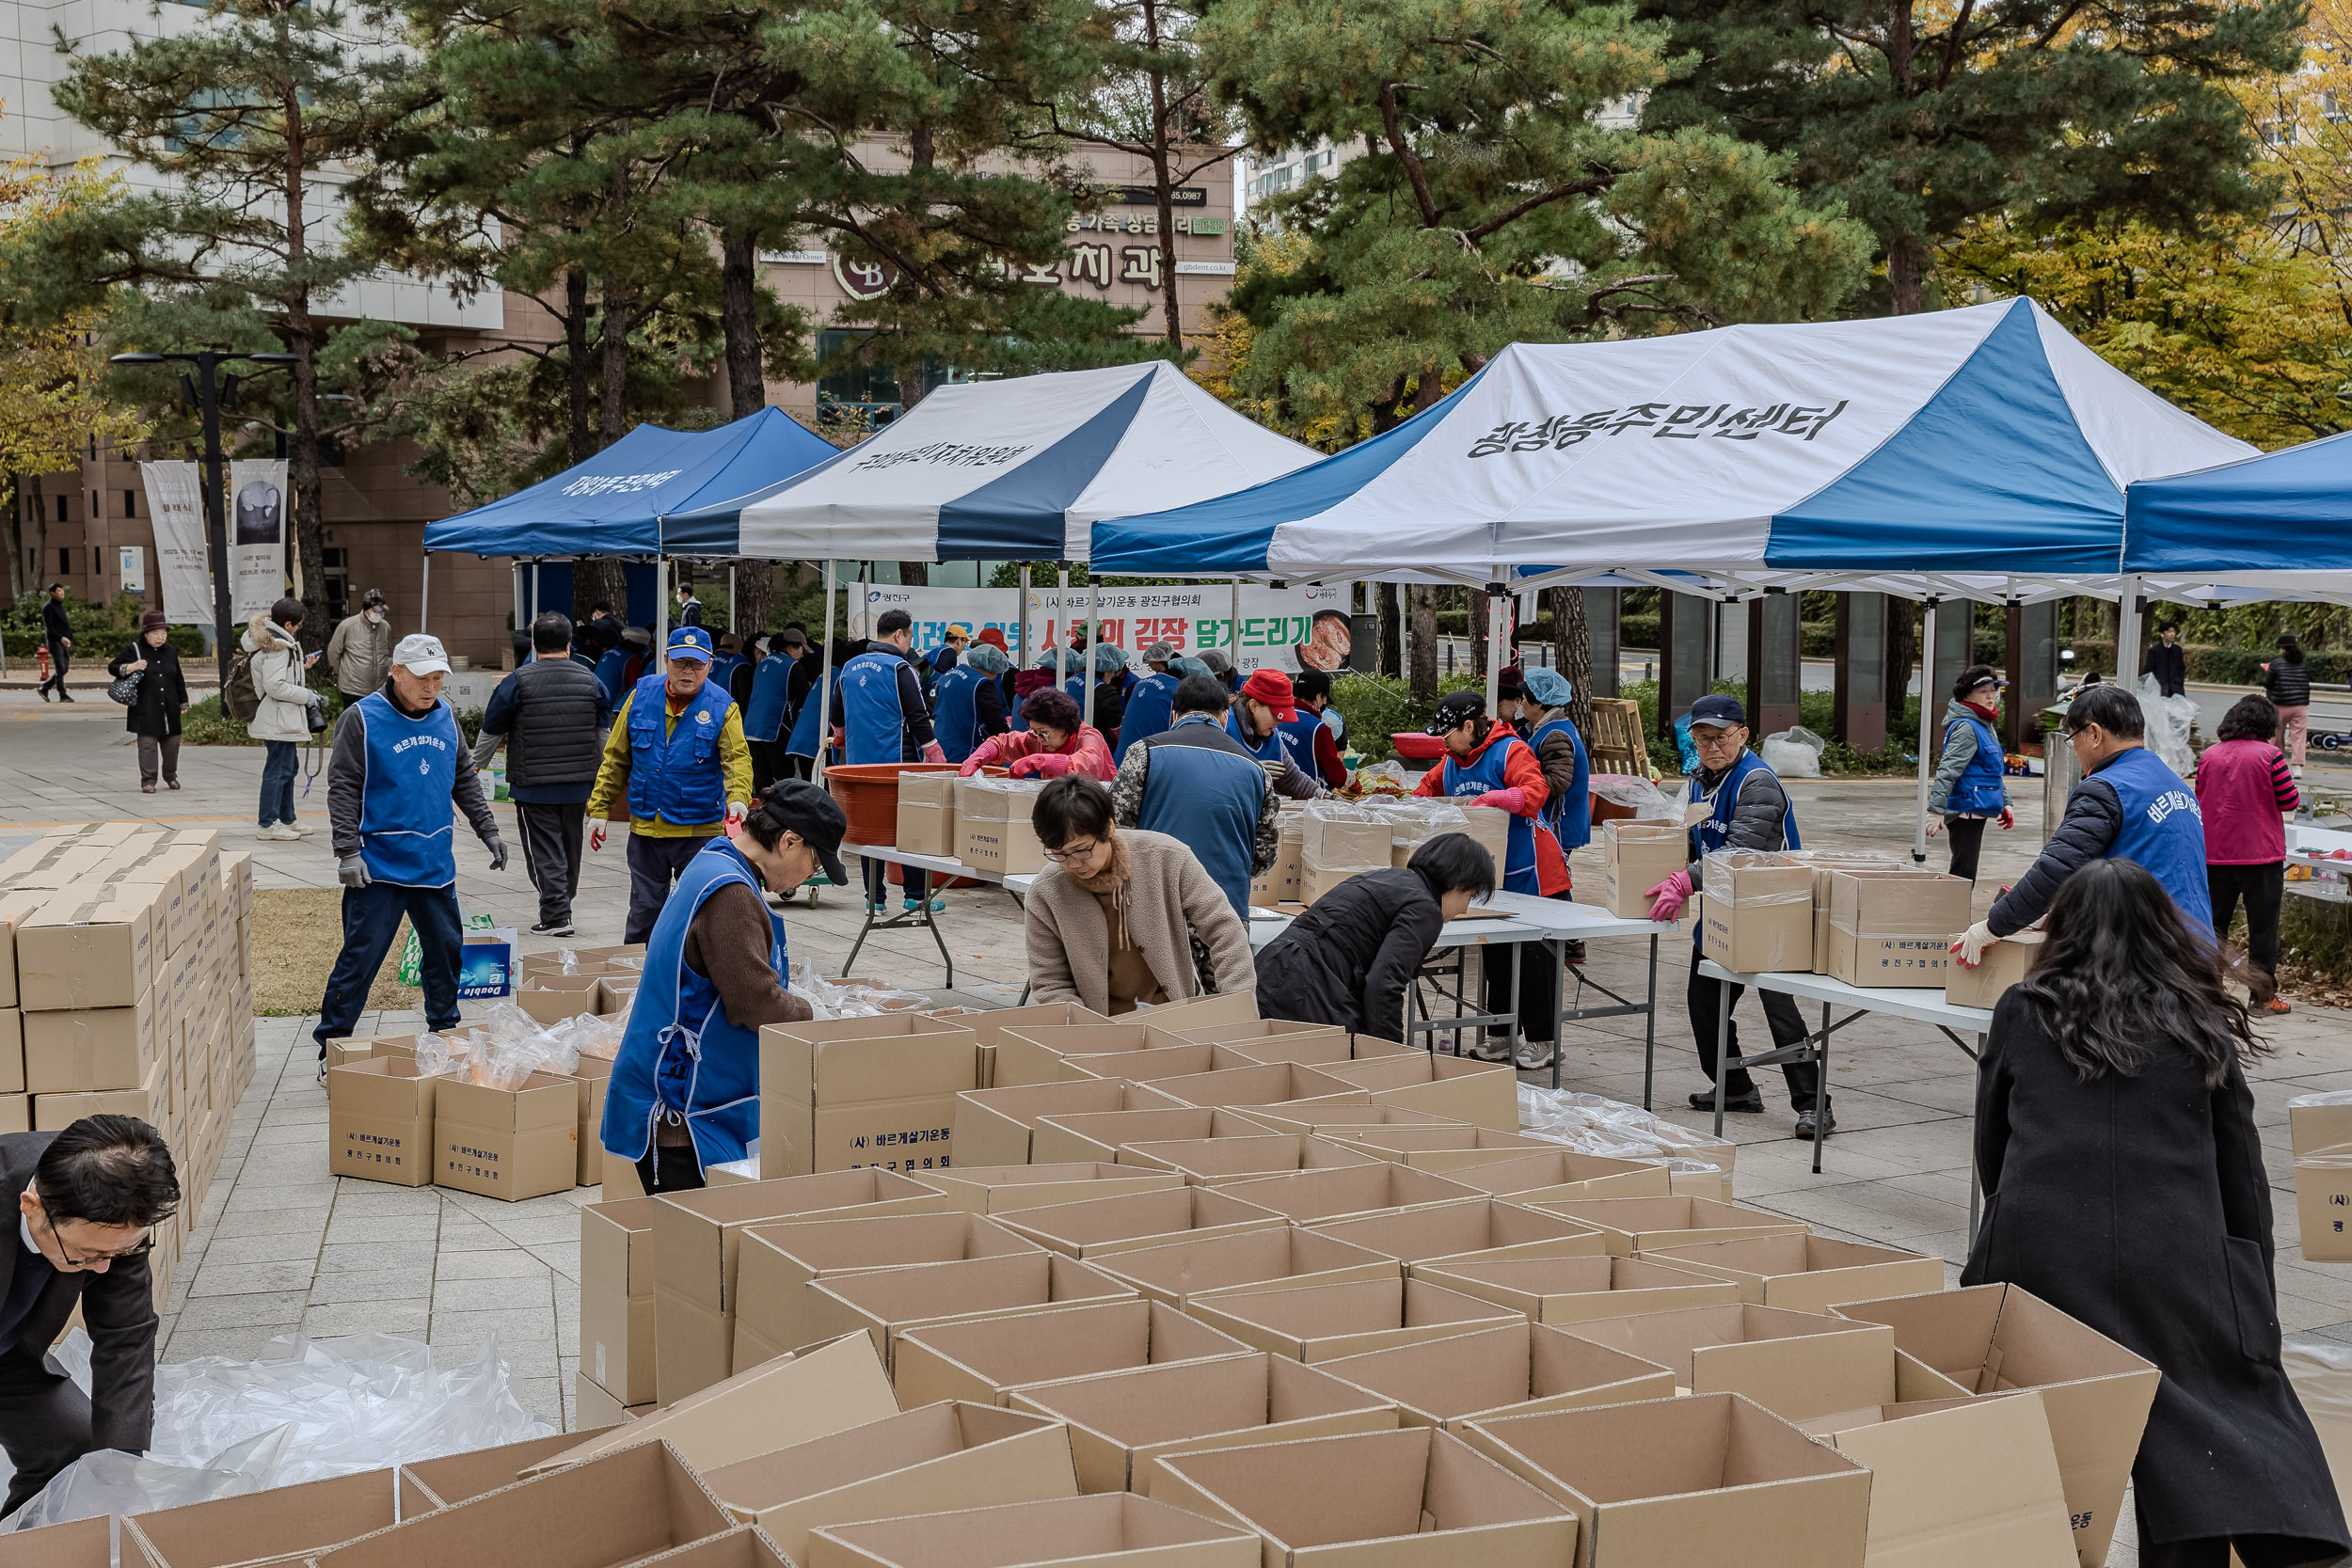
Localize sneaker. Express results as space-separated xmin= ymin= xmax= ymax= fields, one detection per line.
xmin=37 ymin=687 xmax=48 ymax=703
xmin=316 ymin=1057 xmax=328 ymax=1085
xmin=531 ymin=920 xmax=576 ymax=938
xmin=1689 ymin=1086 xmax=1765 ymax=1114
xmin=903 ymin=896 xmax=944 ymax=913
xmin=1794 ymin=1107 xmax=1838 ymax=1139
xmin=58 ymin=692 xmax=74 ymax=703
xmin=1514 ymin=1041 xmax=1556 ymax=1071
xmin=289 ymin=823 xmax=317 ymax=836
xmin=1563 ymin=941 xmax=1587 ymax=966
xmin=2265 ymin=997 xmax=2293 ymax=1015
xmin=256 ymin=823 xmax=301 ymax=841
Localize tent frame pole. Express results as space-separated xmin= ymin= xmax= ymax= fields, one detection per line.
xmin=1056 ymin=563 xmax=1070 ymax=691
xmin=512 ymin=562 xmax=525 ymax=663
xmin=1017 ymin=564 xmax=1030 ymax=670
xmin=2113 ymin=576 xmax=2143 ymax=691
xmin=656 ymin=558 xmax=671 ymax=682
xmin=1229 ymin=577 xmax=1242 ymax=673
xmin=1485 ymin=582 xmax=1505 ymax=715
xmin=1914 ymin=596 xmax=1939 ymax=865
xmin=816 ymin=561 xmax=836 ymax=784
xmin=419 ymin=549 xmax=430 ymax=636
xmin=1082 ymin=573 xmax=1101 ymax=727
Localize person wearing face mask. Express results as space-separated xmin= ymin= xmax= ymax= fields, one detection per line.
xmin=601 ymin=780 xmax=845 ymax=1194
xmin=1254 ymin=833 xmax=1499 ymax=1041
xmin=326 ymin=589 xmax=394 ymax=709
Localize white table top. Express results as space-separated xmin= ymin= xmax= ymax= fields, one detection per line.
xmin=1248 ymin=907 xmax=1549 ymax=953
xmin=845 ymin=839 xmax=1008 ymax=884
xmin=1696 ymin=959 xmax=1994 ymax=1033
xmin=1477 ymin=890 xmax=1672 ymax=942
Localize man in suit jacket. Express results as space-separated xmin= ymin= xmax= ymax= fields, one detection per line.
xmin=0 ymin=1117 xmax=180 ymax=1515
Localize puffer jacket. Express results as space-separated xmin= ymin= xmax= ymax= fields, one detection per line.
xmin=243 ymin=612 xmax=318 ymax=742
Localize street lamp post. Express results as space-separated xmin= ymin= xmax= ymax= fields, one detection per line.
xmin=109 ymin=349 xmax=297 ymax=686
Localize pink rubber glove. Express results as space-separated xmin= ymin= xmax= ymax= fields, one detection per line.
xmin=1997 ymin=806 xmax=2015 ymax=831
xmin=920 ymin=740 xmax=946 ymax=764
xmin=959 ymin=755 xmax=985 ymax=777
xmin=1473 ymin=788 xmax=1530 ymax=816
xmin=1012 ymin=752 xmax=1073 ymax=780
xmin=1645 ymin=869 xmax=1693 ymax=924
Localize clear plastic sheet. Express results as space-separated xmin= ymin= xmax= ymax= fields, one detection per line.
xmin=7 ymin=1331 xmax=550 ymax=1532
xmin=1517 ymin=1084 xmax=1735 ymax=1167
xmin=414 ymin=1005 xmax=585 ymax=1087
xmin=1589 ymin=775 xmax=1687 ymax=821
xmin=787 ymin=958 xmax=933 ymax=1021
xmin=1759 ymin=726 xmax=1826 ymax=780
xmin=2137 ymin=674 xmax=2198 ymax=778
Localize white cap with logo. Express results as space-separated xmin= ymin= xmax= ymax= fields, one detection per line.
xmin=394 ymin=633 xmax=452 ymax=675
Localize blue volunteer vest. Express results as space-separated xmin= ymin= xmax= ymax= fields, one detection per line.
xmin=840 ymin=649 xmax=912 ymax=765
xmin=1140 ymin=718 xmax=1263 ymax=919
xmin=1116 ymin=673 xmax=1178 ymax=762
xmin=1689 ymin=749 xmax=1801 ymax=943
xmin=743 ymin=655 xmax=793 ymax=744
xmin=1226 ymin=712 xmax=1297 ymax=768
xmin=2093 ymin=746 xmax=2215 ymax=936
xmin=594 ymin=647 xmax=630 ymax=705
xmin=624 ymin=673 xmax=733 ymax=827
xmin=1531 ymin=714 xmax=1593 ymax=851
xmin=600 ymin=837 xmax=779 ymax=1171
xmin=931 ymin=663 xmax=994 ymax=763
xmin=354 ymin=690 xmax=465 ymax=887
xmin=786 ymin=665 xmax=824 ymax=758
xmin=1437 ymin=731 xmax=1541 ymax=895
xmin=1279 ymin=712 xmax=1327 ymax=775
xmin=1945 ymin=710 xmax=2009 ymax=815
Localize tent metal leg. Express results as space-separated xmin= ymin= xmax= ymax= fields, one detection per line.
xmin=1913 ymin=596 xmax=1937 ymax=864
xmin=419 ymin=550 xmax=430 ymax=635
xmin=1056 ymin=563 xmax=1070 ymax=691
xmin=1712 ymin=982 xmax=1733 ymax=1141
xmin=816 ymin=561 xmax=835 ymax=784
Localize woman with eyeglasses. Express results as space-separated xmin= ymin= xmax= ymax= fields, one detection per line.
xmin=1927 ymin=663 xmax=2014 ymax=883
xmin=1023 ymin=775 xmax=1254 ymax=1016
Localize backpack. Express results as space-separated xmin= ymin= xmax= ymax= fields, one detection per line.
xmin=222 ymin=650 xmax=262 ymax=722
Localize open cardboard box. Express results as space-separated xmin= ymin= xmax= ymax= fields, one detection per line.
xmin=582 ymin=1196 xmax=661 ymax=1410
xmin=994 ymin=1185 xmax=1286 ymax=1259
xmin=396 ymin=1430 xmax=619 ymax=1512
xmin=993 ymin=1023 xmax=1193 ymax=1088
xmin=1459 ymin=1392 xmax=1870 ymax=1568
xmin=1310 ymin=1054 xmax=1518 ymax=1132
xmin=650 ymin=1169 xmax=947 ymax=1402
xmin=1316 ymin=1125 xmax=1561 ymax=1175
xmin=123 ymin=1466 xmax=402 ymax=1568
xmin=1216 ymin=1163 xmax=1482 ymax=1224
xmin=805 ymin=1492 xmax=1261 ymax=1568
xmin=1317 ymin=1321 xmax=1676 ymax=1432
xmin=1067 ymin=1044 xmax=1270 ymax=1084
xmin=1804 ymin=1390 xmax=2078 ymax=1568
xmin=1176 ymin=1022 xmax=1352 ymax=1061
xmin=1436 ymin=1149 xmax=1681 ymax=1204
xmin=917 ymin=1161 xmax=1184 ymax=1215
xmin=1143 ymin=1062 xmax=1364 ymax=1110
xmin=1092 ymin=1227 xmax=1399 ymax=1310
xmin=953 ymin=1080 xmax=1187 ymax=1168
xmin=1130 ymin=991 xmax=1261 ymax=1031
xmin=1031 ymin=1107 xmax=1277 ymax=1165
xmin=890 ymin=1298 xmax=1252 ymax=1408
xmin=0 ymin=1515 xmax=107 ymax=1568
xmin=1224 ymin=1103 xmax=1458 ymax=1140
xmin=1562 ymin=1303 xmax=1963 ymax=1425
xmin=731 ymin=1212 xmax=1041 ymax=1368
xmin=1116 ymin=1133 xmax=1382 ymax=1185
xmin=623 ymin=1526 xmax=794 ymax=1568
xmin=1010 ymin=1352 xmax=1400 ymax=1495
xmin=1187 ymin=1275 xmax=1524 ymax=1362
xmin=1306 ymin=1196 xmax=1609 ymax=1263
xmin=701 ymin=1402 xmax=1077 ymax=1563
xmin=515 ymin=972 xmax=605 ymax=1026
xmin=758 ymin=1014 xmax=981 ymax=1179
xmin=1644 ymin=1235 xmax=1947 ymax=1315
xmin=1409 ymin=1255 xmax=1741 ymax=1326
xmin=1149 ymin=1425 xmax=1579 ymax=1568
xmin=944 ymin=1002 xmax=1112 ymax=1090
xmin=1832 ymin=1283 xmax=2161 ymax=1568
xmin=1514 ymin=1196 xmax=1808 ymax=1257
xmin=800 ymin=1251 xmax=1138 ymax=1365
xmin=314 ymin=1440 xmax=734 ymax=1568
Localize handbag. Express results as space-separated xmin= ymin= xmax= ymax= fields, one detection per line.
xmin=106 ymin=672 xmax=143 ymax=706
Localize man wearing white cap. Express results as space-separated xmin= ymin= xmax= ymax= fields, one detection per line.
xmin=589 ymin=624 xmax=755 ymax=942
xmin=313 ymin=633 xmax=509 ymax=1073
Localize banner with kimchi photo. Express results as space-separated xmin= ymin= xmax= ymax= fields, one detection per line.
xmin=848 ymin=581 xmax=1352 ymax=675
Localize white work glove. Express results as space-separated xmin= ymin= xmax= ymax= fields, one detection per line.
xmin=1950 ymin=921 xmax=1998 ymax=968
xmin=338 ymin=855 xmax=371 ymax=889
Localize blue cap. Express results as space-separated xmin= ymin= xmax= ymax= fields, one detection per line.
xmin=1687 ymin=693 xmax=1745 ymax=729
xmin=666 ymin=625 xmax=714 ymax=663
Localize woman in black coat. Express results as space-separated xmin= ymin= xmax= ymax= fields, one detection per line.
xmin=107 ymin=611 xmax=190 ymax=792
xmin=1963 ymin=857 xmax=2348 ymax=1568
xmin=1253 ymin=833 xmax=1494 ymax=1041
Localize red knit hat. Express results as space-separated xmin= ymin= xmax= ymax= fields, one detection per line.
xmin=976 ymin=627 xmax=1009 ymax=653
xmin=1239 ymin=668 xmax=1298 ymax=722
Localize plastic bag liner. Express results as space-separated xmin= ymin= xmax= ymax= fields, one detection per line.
xmin=1700 ymin=851 xmax=1813 ymax=906
xmin=2289 ymin=1091 xmax=2352 ymax=1110
xmin=2283 ymin=1341 xmax=2352 ymax=1518
xmin=1589 ymin=775 xmax=1685 ymax=821
xmin=7 ymin=1330 xmax=552 ymax=1532
xmin=1516 ymin=1084 xmax=1733 ymax=1167
xmin=2137 ymin=674 xmax=2198 ymax=779
xmin=1759 ymin=726 xmax=1826 ymax=780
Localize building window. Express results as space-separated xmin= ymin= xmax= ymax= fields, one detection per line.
xmin=124 ymin=490 xmax=137 ymax=517
xmin=92 ymin=546 xmax=103 ymax=577
xmin=56 ymin=495 xmax=67 ymax=524
xmin=58 ymin=547 xmax=72 ymax=574
xmin=92 ymin=491 xmax=102 ymax=520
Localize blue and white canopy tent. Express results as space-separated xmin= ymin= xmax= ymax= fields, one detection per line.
xmin=2125 ymin=430 xmax=2352 ymax=602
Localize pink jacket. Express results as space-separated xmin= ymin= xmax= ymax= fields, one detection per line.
xmin=960 ymin=723 xmax=1116 ymax=781
xmin=2193 ymin=737 xmax=2299 ymax=865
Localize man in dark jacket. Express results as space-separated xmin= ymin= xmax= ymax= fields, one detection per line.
xmin=38 ymin=585 xmax=72 ymax=703
xmin=1253 ymin=834 xmax=1495 ymax=1040
xmin=1112 ymin=673 xmax=1279 ymax=920
xmin=472 ymin=612 xmax=613 ymax=937
xmin=0 ymin=1117 xmax=180 ymax=1516
xmin=2141 ymin=621 xmax=2187 ymax=699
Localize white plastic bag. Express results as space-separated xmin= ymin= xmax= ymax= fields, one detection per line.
xmin=1589 ymin=775 xmax=1685 ymax=821
xmin=2136 ymin=674 xmax=2197 ymax=777
xmin=1517 ymin=1084 xmax=1735 ymax=1167
xmin=1759 ymin=726 xmax=1826 ymax=780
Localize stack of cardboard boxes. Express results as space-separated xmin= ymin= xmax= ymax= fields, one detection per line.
xmin=1275 ymin=802 xmax=1511 ymax=910
xmin=0 ymin=821 xmax=256 ymax=1312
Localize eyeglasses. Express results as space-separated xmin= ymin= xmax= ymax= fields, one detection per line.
xmin=1042 ymin=841 xmax=1103 ymax=865
xmin=40 ymin=1209 xmax=152 ymax=1270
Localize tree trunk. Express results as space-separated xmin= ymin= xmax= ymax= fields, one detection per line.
xmin=564 ymin=266 xmax=593 ymax=463
xmin=898 ymin=562 xmax=928 ymax=586
xmin=720 ymin=231 xmax=767 ymax=417
xmin=735 ymin=560 xmax=773 ymax=637
xmin=1376 ymin=581 xmax=1401 ymax=678
xmin=1885 ymin=598 xmax=1915 ymax=716
xmin=1408 ymin=584 xmax=1438 ymax=699
xmin=574 ymin=559 xmax=627 ymax=630
xmin=29 ymin=476 xmax=49 ymax=601
xmin=598 ymin=285 xmax=630 ymax=449
xmin=3 ymin=470 xmax=23 ymax=604
xmin=1552 ymin=584 xmax=1593 ymax=738
xmin=1471 ymin=587 xmax=1490 ymax=678
xmin=1887 ymin=232 xmax=1926 ymax=316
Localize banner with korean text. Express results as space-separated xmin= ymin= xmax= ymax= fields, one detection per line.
xmin=139 ymin=462 xmax=214 ymax=625
xmin=228 ymin=459 xmax=290 ymax=622
xmin=850 ymin=581 xmax=1353 ymax=675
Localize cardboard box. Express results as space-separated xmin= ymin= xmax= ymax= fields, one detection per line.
xmin=1819 ymin=869 xmax=1973 ymax=989
xmin=1225 ymin=1102 xmax=1460 ymax=1140
xmin=1091 ymin=1226 xmax=1399 ymax=1309
xmin=1644 ymin=1235 xmax=1947 ymax=1315
xmin=1318 ymin=1320 xmax=1675 ymax=1431
xmin=731 ymin=1212 xmax=1042 ymax=1370
xmin=953 ymin=1080 xmax=1188 ymax=1168
xmin=895 ymin=770 xmax=961 ymax=859
xmin=0 ymin=1096 xmax=27 ymax=1137
xmin=946 ymin=1002 xmax=1112 ymax=1090
xmin=1057 ymin=1043 xmax=1256 ymax=1085
xmin=1012 ymin=1353 xmax=1400 ymax=1496
xmin=760 ymin=1015 xmax=981 ymax=1179
xmin=396 ymin=1430 xmax=618 ymax=1510
xmin=24 ymin=988 xmax=153 ymax=1092
xmin=1694 ymin=854 xmax=1814 ymax=975
xmin=33 ymin=1058 xmax=163 ymax=1130
xmin=1435 ymin=1149 xmax=1677 ymax=1205
xmin=994 ymin=1185 xmax=1287 ymax=1259
xmin=1832 ymin=1283 xmax=2161 ymax=1568
xmin=1599 ymin=822 xmax=1686 ymax=919
xmin=315 ymin=1440 xmax=732 ymax=1568
xmin=1216 ymin=1163 xmax=1484 ymax=1224
xmin=2291 ymin=1091 xmax=2352 ymax=1159
xmin=1116 ymin=1133 xmax=1382 ymax=1186
xmin=527 ymin=1332 xmax=898 ymax=1478
xmin=1563 ymin=1303 xmax=1919 ymax=1424
xmin=1307 ymin=1197 xmax=1609 ymax=1264
xmin=1309 ymin=1053 xmax=1518 ymax=1132
xmin=2299 ymin=1144 xmax=2352 ymax=1262
xmin=327 ymin=1057 xmax=440 ymax=1188
xmin=1516 ymin=1196 xmax=1809 ymax=1257
xmin=122 ymin=1467 xmax=401 ymax=1568
xmin=15 ymin=878 xmax=156 ymax=1010
xmin=513 ymin=973 xmax=605 ymax=1026
xmin=1942 ymin=929 xmax=2045 ymax=1010
xmin=915 ymin=1161 xmax=1184 ymax=1215
xmin=1150 ymin=1425 xmax=1579 ymax=1568
xmin=575 ymin=1370 xmax=649 ymax=1430
xmin=1820 ymin=926 xmax=1960 ymax=990
xmin=1318 ymin=1125 xmax=1563 ymax=1175
xmin=518 ymin=942 xmax=646 ymax=978
xmin=1458 ymin=1392 xmax=1870 ymax=1568
xmin=1145 ymin=1062 xmax=1362 ymax=1111
xmin=434 ymin=1071 xmax=579 ymax=1200
xmin=993 ymin=1024 xmax=1192 ymax=1089
xmin=1250 ymin=823 xmax=1302 ymax=909
xmin=705 ymin=1402 xmax=1077 ymax=1563
xmin=582 ymin=1196 xmax=660 ymax=1406
xmin=0 ymin=1011 xmax=22 ymax=1099
xmin=1178 ymin=1021 xmax=1349 ymax=1058
xmin=1410 ymin=1255 xmax=1742 ymax=1326
xmin=806 ymin=1493 xmax=1260 ymax=1568
xmin=651 ymin=1169 xmax=948 ymax=1402
xmin=561 ymin=1052 xmax=618 ymax=1187
xmin=1188 ymin=1275 xmax=1524 ymax=1362
xmin=956 ymin=776 xmax=1048 ymax=874
xmin=0 ymin=892 xmax=50 ymax=1011
xmin=1031 ymin=1106 xmax=1276 ymax=1165
xmin=1133 ymin=991 xmax=1261 ymax=1031
xmin=0 ymin=1515 xmax=106 ymax=1568
xmin=1807 ymin=1391 xmax=2078 ymax=1568
xmin=800 ymin=1251 xmax=1138 ymax=1365
xmin=889 ymin=1297 xmax=1252 ymax=1408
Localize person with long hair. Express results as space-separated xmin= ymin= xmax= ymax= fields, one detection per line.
xmin=1927 ymin=664 xmax=2012 ymax=881
xmin=2266 ymin=633 xmax=2313 ymax=778
xmin=1965 ymin=859 xmax=2347 ymax=1568
xmin=2198 ymin=693 xmax=2301 ymax=1014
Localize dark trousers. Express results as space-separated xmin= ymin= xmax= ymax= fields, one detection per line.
xmin=1687 ymin=946 xmax=1819 ymax=1109
xmin=1946 ymin=816 xmax=1987 ymax=882
xmin=516 ymin=801 xmax=586 ymax=927
xmin=635 ymin=1141 xmax=707 ymax=1196
xmin=1484 ymin=938 xmax=1561 ymax=1043
xmin=136 ymin=734 xmax=182 ymax=787
xmin=782 ymin=754 xmax=813 ymax=782
xmin=626 ymin=834 xmax=706 ymax=945
xmin=40 ymin=639 xmax=69 ymax=698
xmin=2210 ymin=861 xmax=2286 ymax=974
xmin=260 ymin=739 xmax=299 ymax=826
xmin=748 ymin=737 xmax=786 ymax=795
xmin=0 ymin=1345 xmax=95 ymax=1516
xmin=863 ymin=856 xmax=928 ymax=909
xmin=313 ymin=880 xmax=464 ymax=1053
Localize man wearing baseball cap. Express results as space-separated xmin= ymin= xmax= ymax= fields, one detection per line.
xmin=1225 ymin=668 xmax=1321 ymax=800
xmin=588 ymin=623 xmax=755 ymax=943
xmin=314 ymin=633 xmax=509 ymax=1072
xmin=1646 ymin=693 xmax=1827 ymax=1138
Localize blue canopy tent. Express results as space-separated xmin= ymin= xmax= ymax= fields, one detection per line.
xmin=2125 ymin=430 xmax=2352 ymax=600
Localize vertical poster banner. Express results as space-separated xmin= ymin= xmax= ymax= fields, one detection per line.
xmin=117 ymin=546 xmax=146 ymax=595
xmin=852 ymin=582 xmax=1351 ymax=675
xmin=228 ymin=459 xmax=289 ymax=622
xmin=139 ymin=461 xmax=213 ymax=625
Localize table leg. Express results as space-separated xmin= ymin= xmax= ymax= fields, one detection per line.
xmin=1551 ymin=939 xmax=1567 ymax=1091
xmin=1642 ymin=934 xmax=1659 ymax=1112
xmin=1712 ymin=981 xmax=1732 ymax=1141
xmin=1812 ymin=1001 xmax=1832 ymax=1176
xmin=923 ymin=900 xmax=954 ymax=990
xmin=1967 ymin=1030 xmax=1984 ymax=1246
xmin=1506 ymin=942 xmax=1522 ymax=1064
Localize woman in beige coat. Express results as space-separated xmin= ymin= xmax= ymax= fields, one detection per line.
xmin=1025 ymin=775 xmax=1254 ymax=1016
xmin=244 ymin=598 xmax=323 ymax=839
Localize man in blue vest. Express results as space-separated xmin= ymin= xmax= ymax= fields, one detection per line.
xmin=588 ymin=625 xmax=756 ymax=943
xmin=1115 ymin=642 xmax=1181 ymax=764
xmin=1957 ymin=681 xmax=2213 ymax=963
xmin=1113 ymin=673 xmax=1279 ymax=920
xmin=315 ymin=634 xmax=509 ymax=1071
xmin=933 ymin=639 xmax=1009 ymax=763
xmin=1645 ymin=694 xmax=1827 ymax=1138
xmin=743 ymin=633 xmax=798 ymax=794
xmin=831 ymin=607 xmax=946 ymax=912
